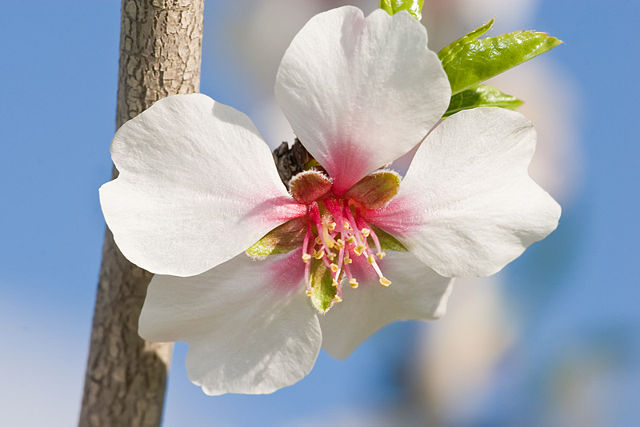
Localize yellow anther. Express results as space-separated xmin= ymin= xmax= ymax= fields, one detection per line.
xmin=330 ymin=263 xmax=339 ymax=273
xmin=328 ymin=222 xmax=336 ymax=231
xmin=349 ymin=278 xmax=359 ymax=288
xmin=332 ymin=279 xmax=339 ymax=287
xmin=347 ymin=236 xmax=356 ymax=244
xmin=327 ymin=251 xmax=336 ymax=260
xmin=313 ymin=249 xmax=325 ymax=259
xmin=367 ymin=254 xmax=375 ymax=264
xmin=379 ymin=277 xmax=392 ymax=287
xmin=315 ymin=237 xmax=323 ymax=245
xmin=302 ymin=253 xmax=311 ymax=263
xmin=335 ymin=239 xmax=345 ymax=249
xmin=344 ymin=257 xmax=353 ymax=265
xmin=306 ymin=289 xmax=313 ymax=296
xmin=333 ymin=295 xmax=343 ymax=303
xmin=377 ymin=251 xmax=386 ymax=260
xmin=343 ymin=221 xmax=351 ymax=230
xmin=361 ymin=228 xmax=371 ymax=237
xmin=353 ymin=245 xmax=365 ymax=256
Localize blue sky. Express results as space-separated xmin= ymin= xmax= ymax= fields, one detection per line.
xmin=1 ymin=0 xmax=638 ymax=426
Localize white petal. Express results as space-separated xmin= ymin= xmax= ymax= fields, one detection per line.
xmin=139 ymin=251 xmax=321 ymax=395
xmin=372 ymin=108 xmax=561 ymax=277
xmin=275 ymin=6 xmax=450 ymax=194
xmin=100 ymin=94 xmax=305 ymax=276
xmin=319 ymin=252 xmax=453 ymax=359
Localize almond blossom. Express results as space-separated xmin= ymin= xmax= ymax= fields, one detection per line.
xmin=99 ymin=6 xmax=560 ymax=395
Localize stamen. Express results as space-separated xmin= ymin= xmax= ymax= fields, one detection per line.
xmin=379 ymin=277 xmax=392 ymax=287
xmin=353 ymin=245 xmax=365 ymax=256
xmin=367 ymin=254 xmax=375 ymax=264
xmin=343 ymin=221 xmax=351 ymax=230
xmin=364 ymin=221 xmax=384 ymax=256
xmin=349 ymin=278 xmax=359 ymax=288
xmin=328 ymin=222 xmax=336 ymax=231
xmin=377 ymin=252 xmax=386 ymax=259
xmin=361 ymin=228 xmax=370 ymax=237
xmin=330 ymin=263 xmax=339 ymax=273
xmin=304 ymin=252 xmax=312 ymax=295
xmin=313 ymin=249 xmax=325 ymax=259
xmin=301 ymin=221 xmax=312 ymax=264
xmin=332 ymin=279 xmax=339 ymax=287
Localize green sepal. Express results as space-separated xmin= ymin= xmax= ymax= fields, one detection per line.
xmin=289 ymin=170 xmax=332 ymax=204
xmin=439 ymin=19 xmax=562 ymax=94
xmin=246 ymin=217 xmax=307 ymax=257
xmin=380 ymin=0 xmax=424 ymax=20
xmin=371 ymin=226 xmax=408 ymax=252
xmin=443 ymin=84 xmax=523 ymax=117
xmin=345 ymin=170 xmax=401 ymax=209
xmin=308 ymin=259 xmax=338 ymax=313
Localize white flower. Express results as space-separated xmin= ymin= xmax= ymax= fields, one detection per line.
xmin=99 ymin=6 xmax=560 ymax=395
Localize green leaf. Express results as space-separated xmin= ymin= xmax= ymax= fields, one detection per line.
xmin=246 ymin=217 xmax=307 ymax=257
xmin=380 ymin=0 xmax=424 ymax=20
xmin=439 ymin=19 xmax=562 ymax=94
xmin=371 ymin=227 xmax=407 ymax=252
xmin=308 ymin=260 xmax=338 ymax=313
xmin=443 ymin=84 xmax=523 ymax=117
xmin=438 ymin=19 xmax=494 ymax=63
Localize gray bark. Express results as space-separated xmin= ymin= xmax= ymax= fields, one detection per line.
xmin=79 ymin=1 xmax=204 ymax=426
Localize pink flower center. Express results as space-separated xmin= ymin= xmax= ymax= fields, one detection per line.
xmin=301 ymin=197 xmax=390 ymax=300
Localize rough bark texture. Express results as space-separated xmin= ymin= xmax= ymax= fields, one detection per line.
xmin=79 ymin=1 xmax=204 ymax=426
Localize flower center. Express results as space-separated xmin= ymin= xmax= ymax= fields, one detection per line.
xmin=301 ymin=197 xmax=390 ymax=302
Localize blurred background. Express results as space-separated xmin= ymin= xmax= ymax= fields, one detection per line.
xmin=1 ymin=0 xmax=638 ymax=426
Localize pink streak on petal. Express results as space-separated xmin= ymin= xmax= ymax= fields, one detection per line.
xmin=362 ymin=194 xmax=421 ymax=235
xmin=267 ymin=249 xmax=305 ymax=294
xmin=321 ymin=141 xmax=372 ymax=195
xmin=245 ymin=196 xmax=307 ymax=225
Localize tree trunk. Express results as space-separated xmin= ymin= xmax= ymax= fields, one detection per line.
xmin=79 ymin=1 xmax=204 ymax=426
